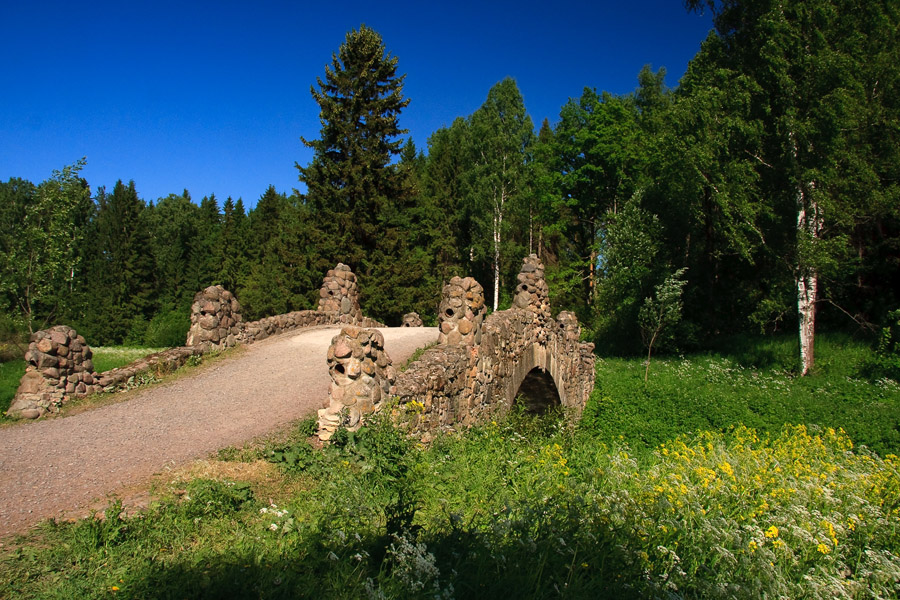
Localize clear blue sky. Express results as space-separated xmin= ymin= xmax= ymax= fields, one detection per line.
xmin=1 ymin=1 xmax=713 ymax=208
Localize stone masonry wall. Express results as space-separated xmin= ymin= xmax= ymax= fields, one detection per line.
xmin=6 ymin=326 xmax=103 ymax=419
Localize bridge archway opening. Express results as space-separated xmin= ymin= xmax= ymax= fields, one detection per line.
xmin=514 ymin=367 xmax=561 ymax=414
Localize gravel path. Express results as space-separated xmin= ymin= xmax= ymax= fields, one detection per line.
xmin=0 ymin=326 xmax=437 ymax=538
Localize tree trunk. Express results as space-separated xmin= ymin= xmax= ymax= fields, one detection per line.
xmin=493 ymin=205 xmax=501 ymax=312
xmin=797 ymin=183 xmax=822 ymax=376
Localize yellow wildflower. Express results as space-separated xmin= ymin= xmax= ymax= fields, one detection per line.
xmin=765 ymin=525 xmax=779 ymax=539
xmin=817 ymin=543 xmax=830 ymax=554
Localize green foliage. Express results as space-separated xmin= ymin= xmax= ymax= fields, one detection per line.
xmin=468 ymin=78 xmax=535 ymax=311
xmin=5 ymin=391 xmax=900 ymax=599
xmin=639 ymin=267 xmax=688 ymax=381
xmin=863 ymin=309 xmax=900 ymax=381
xmin=181 ymin=479 xmax=254 ymax=519
xmin=0 ymin=358 xmax=25 ymax=417
xmin=0 ymin=160 xmax=92 ymax=333
xmin=298 ymin=24 xmax=409 ymax=291
xmin=68 ymin=500 xmax=131 ymax=552
xmin=141 ymin=309 xmax=189 ymax=348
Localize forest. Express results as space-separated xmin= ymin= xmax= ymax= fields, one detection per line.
xmin=1 ymin=0 xmax=898 ymax=376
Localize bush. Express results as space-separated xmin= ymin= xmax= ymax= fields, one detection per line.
xmin=863 ymin=309 xmax=900 ymax=381
xmin=142 ymin=309 xmax=190 ymax=348
xmin=180 ymin=479 xmax=254 ymax=519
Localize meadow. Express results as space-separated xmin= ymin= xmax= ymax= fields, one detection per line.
xmin=0 ymin=334 xmax=898 ymax=598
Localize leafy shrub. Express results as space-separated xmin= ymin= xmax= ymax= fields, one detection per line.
xmin=863 ymin=309 xmax=900 ymax=381
xmin=143 ymin=309 xmax=190 ymax=348
xmin=67 ymin=500 xmax=131 ymax=552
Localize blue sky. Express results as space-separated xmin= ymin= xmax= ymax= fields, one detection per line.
xmin=1 ymin=1 xmax=713 ymax=207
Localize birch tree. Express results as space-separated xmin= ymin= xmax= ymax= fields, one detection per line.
xmin=469 ymin=78 xmax=534 ymax=311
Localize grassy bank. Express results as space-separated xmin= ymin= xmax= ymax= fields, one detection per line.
xmin=1 ymin=335 xmax=898 ymax=598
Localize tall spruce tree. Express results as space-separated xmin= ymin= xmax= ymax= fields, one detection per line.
xmin=82 ymin=180 xmax=156 ymax=343
xmin=297 ymin=25 xmax=409 ymax=276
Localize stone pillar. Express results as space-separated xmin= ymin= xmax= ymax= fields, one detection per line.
xmin=438 ymin=276 xmax=485 ymax=346
xmin=317 ymin=263 xmax=362 ymax=323
xmin=317 ymin=326 xmax=396 ymax=441
xmin=6 ymin=326 xmax=102 ymax=419
xmin=513 ymin=254 xmax=551 ymax=322
xmin=186 ymin=285 xmax=243 ymax=351
xmin=557 ymin=311 xmax=582 ymax=342
xmin=401 ymin=312 xmax=423 ymax=327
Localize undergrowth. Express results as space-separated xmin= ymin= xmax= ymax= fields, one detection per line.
xmin=2 ymin=335 xmax=899 ymax=598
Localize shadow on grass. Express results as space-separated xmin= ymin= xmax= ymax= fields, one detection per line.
xmin=121 ymin=514 xmax=641 ymax=600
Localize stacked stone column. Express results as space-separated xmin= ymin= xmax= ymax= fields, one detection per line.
xmin=513 ymin=254 xmax=551 ymax=318
xmin=401 ymin=312 xmax=423 ymax=327
xmin=6 ymin=326 xmax=102 ymax=419
xmin=317 ymin=263 xmax=362 ymax=323
xmin=185 ymin=285 xmax=243 ymax=351
xmin=318 ymin=326 xmax=396 ymax=441
xmin=438 ymin=276 xmax=485 ymax=345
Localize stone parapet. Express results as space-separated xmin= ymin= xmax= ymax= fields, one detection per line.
xmin=96 ymin=346 xmax=203 ymax=390
xmin=239 ymin=310 xmax=383 ymax=344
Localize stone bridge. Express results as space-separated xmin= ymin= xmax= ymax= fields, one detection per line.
xmin=9 ymin=255 xmax=595 ymax=442
xmin=318 ymin=255 xmax=596 ymax=441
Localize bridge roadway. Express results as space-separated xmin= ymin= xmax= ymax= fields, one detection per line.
xmin=0 ymin=326 xmax=437 ymax=538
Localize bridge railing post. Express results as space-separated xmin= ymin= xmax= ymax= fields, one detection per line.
xmin=438 ymin=276 xmax=485 ymax=346
xmin=186 ymin=285 xmax=243 ymax=351
xmin=317 ymin=326 xmax=396 ymax=441
xmin=317 ymin=263 xmax=363 ymax=323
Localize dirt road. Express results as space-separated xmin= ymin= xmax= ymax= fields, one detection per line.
xmin=0 ymin=326 xmax=437 ymax=538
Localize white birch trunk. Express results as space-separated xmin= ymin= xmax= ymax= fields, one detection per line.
xmin=797 ymin=182 xmax=822 ymax=376
xmin=493 ymin=205 xmax=502 ymax=311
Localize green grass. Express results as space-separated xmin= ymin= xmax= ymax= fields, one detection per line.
xmin=586 ymin=332 xmax=900 ymax=457
xmin=89 ymin=346 xmax=165 ymax=374
xmin=2 ymin=335 xmax=899 ymax=598
xmin=0 ymin=359 xmax=25 ymax=416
